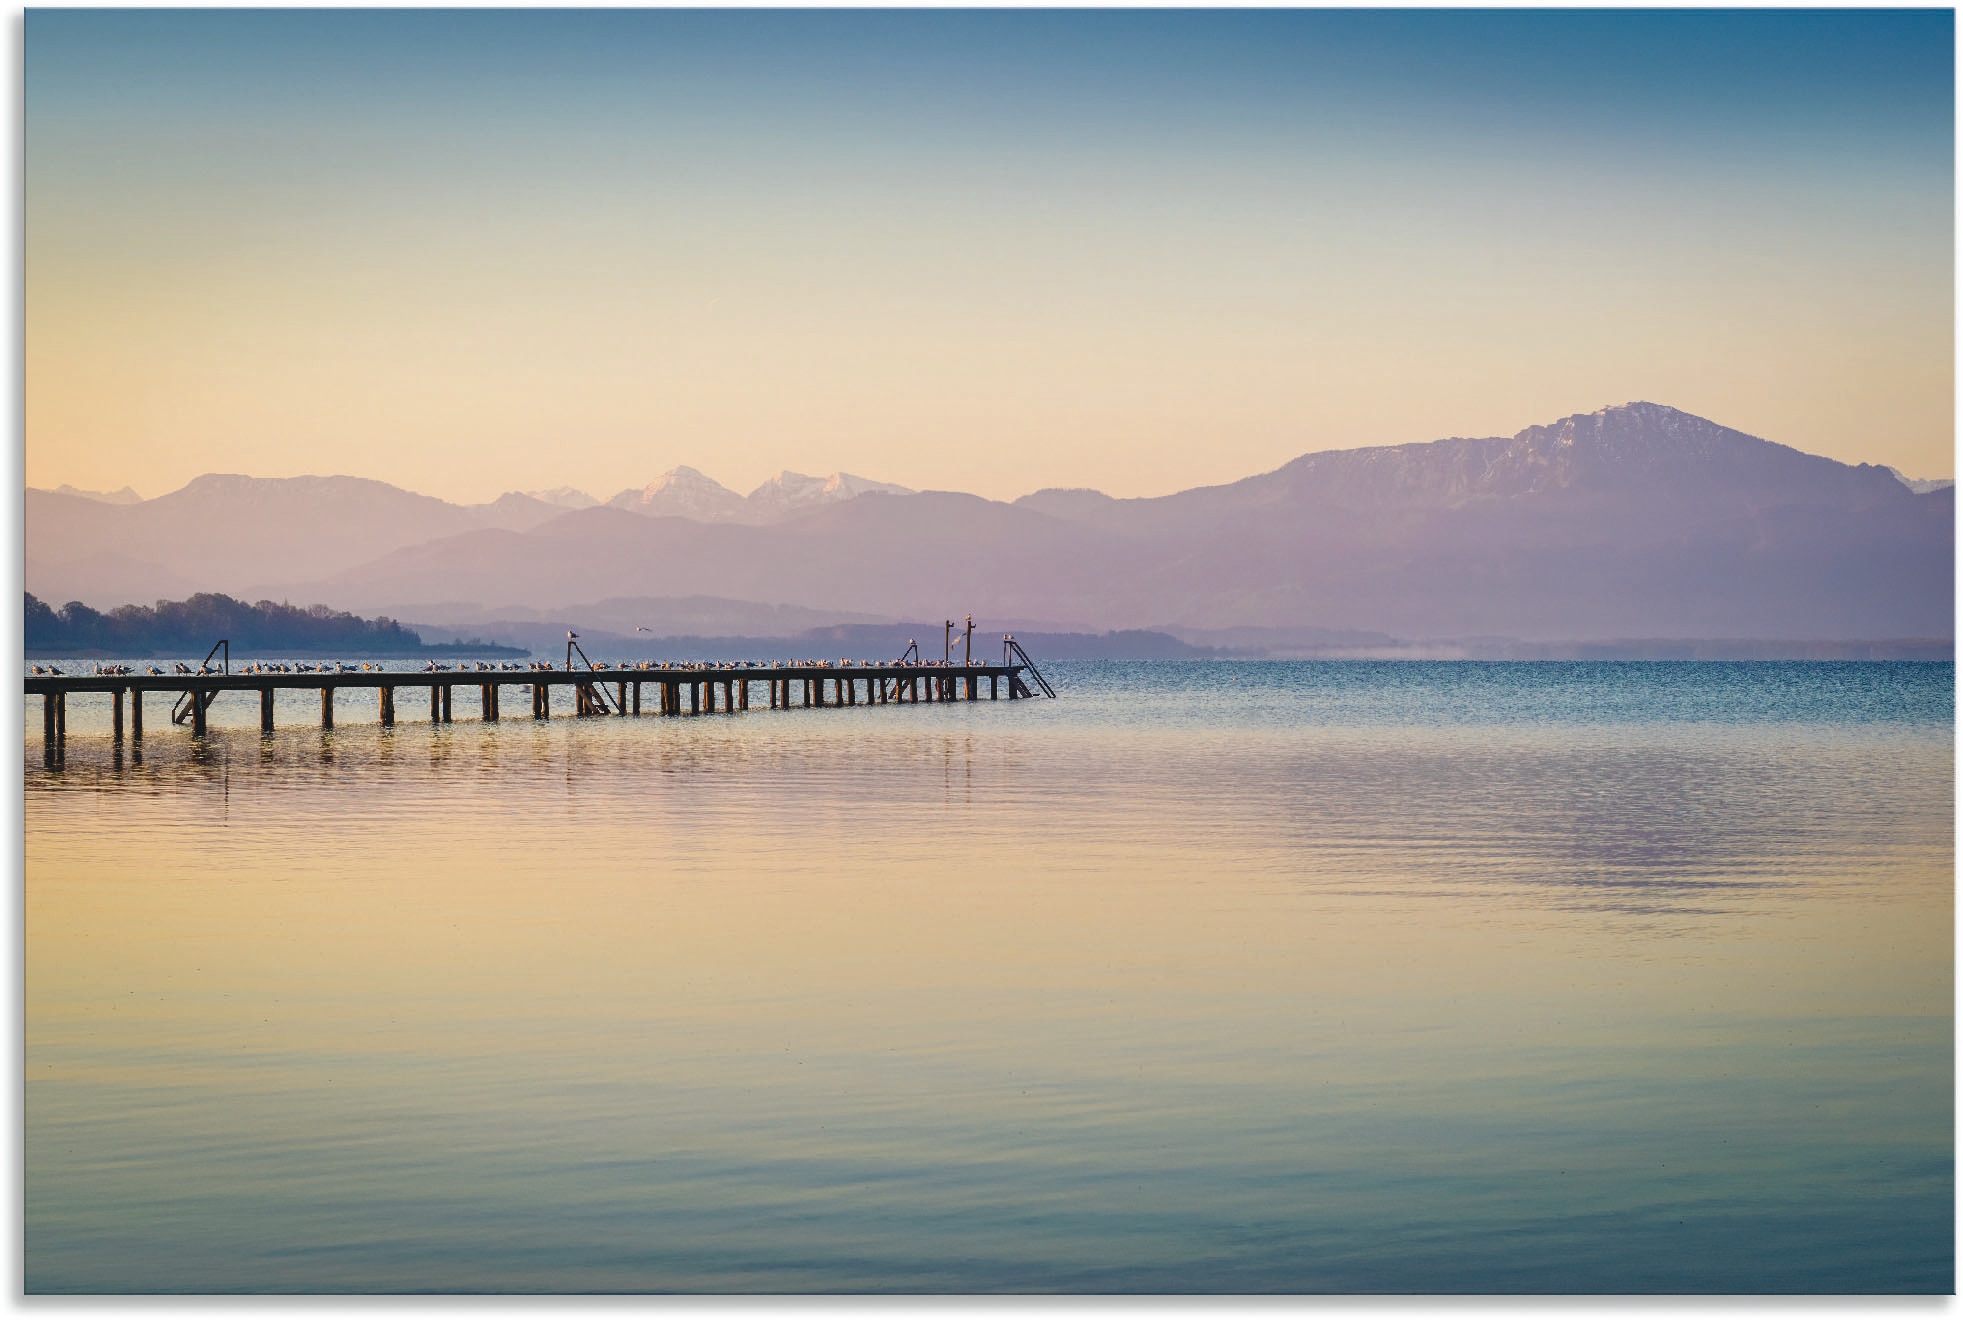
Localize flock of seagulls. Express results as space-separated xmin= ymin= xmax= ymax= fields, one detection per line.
xmin=33 ymin=656 xmax=973 ymax=677
xmin=238 ymin=662 xmax=365 ymax=674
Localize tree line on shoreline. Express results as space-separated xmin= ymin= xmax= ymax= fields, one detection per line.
xmin=24 ymin=592 xmax=522 ymax=657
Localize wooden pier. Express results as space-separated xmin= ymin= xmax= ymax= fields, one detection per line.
xmin=25 ymin=660 xmax=1045 ymax=760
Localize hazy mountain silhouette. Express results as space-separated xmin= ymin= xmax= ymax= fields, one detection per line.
xmin=27 ymin=404 xmax=1953 ymax=642
xmin=25 ymin=474 xmax=570 ymax=606
xmin=34 ymin=483 xmax=144 ymax=505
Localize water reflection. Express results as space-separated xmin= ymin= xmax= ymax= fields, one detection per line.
xmin=24 ymin=662 xmax=1955 ymax=1291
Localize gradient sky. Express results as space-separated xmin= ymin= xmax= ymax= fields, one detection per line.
xmin=26 ymin=9 xmax=1955 ymax=505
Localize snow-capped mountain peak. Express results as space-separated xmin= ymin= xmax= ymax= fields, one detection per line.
xmin=521 ymin=486 xmax=599 ymax=510
xmin=746 ymin=470 xmax=913 ymax=514
xmin=608 ymin=467 xmax=748 ymax=521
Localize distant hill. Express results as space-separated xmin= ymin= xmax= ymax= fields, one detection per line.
xmin=27 ymin=404 xmax=1953 ymax=643
xmin=25 ymin=592 xmax=523 ymax=658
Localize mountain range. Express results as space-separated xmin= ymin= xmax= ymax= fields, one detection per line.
xmin=28 ymin=403 xmax=1954 ymax=646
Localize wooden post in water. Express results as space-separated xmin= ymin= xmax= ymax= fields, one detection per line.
xmin=430 ymin=686 xmax=441 ymax=723
xmin=321 ymin=688 xmax=334 ymax=729
xmin=617 ymin=680 xmax=627 ymax=715
xmin=131 ymin=688 xmax=143 ymax=740
xmin=739 ymin=679 xmax=749 ymax=710
xmin=112 ymin=688 xmax=124 ymax=742
xmin=632 ymin=682 xmax=641 ymax=716
xmin=189 ymin=688 xmax=206 ymax=736
xmin=43 ymin=693 xmax=56 ymax=752
xmin=482 ymin=684 xmax=496 ymax=722
xmin=690 ymin=682 xmax=700 ymax=715
xmin=380 ymin=686 xmax=395 ymax=727
xmin=442 ymin=686 xmax=453 ymax=723
xmin=260 ymin=688 xmax=275 ymax=734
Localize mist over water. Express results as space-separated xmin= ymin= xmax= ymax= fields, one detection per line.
xmin=24 ymin=661 xmax=1954 ymax=1292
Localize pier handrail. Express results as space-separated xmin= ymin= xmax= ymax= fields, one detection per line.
xmin=1003 ymin=636 xmax=1056 ymax=698
xmin=169 ymin=638 xmax=229 ymax=724
xmin=563 ymin=633 xmax=621 ymax=714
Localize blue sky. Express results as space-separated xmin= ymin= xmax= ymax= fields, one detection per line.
xmin=26 ymin=9 xmax=1955 ymax=502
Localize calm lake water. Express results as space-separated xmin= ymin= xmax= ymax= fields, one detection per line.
xmin=23 ymin=660 xmax=1955 ymax=1292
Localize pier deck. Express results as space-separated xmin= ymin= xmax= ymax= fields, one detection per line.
xmin=26 ymin=661 xmax=1039 ymax=758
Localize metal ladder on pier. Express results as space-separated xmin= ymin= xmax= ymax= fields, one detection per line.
xmin=1003 ymin=636 xmax=1056 ymax=698
xmin=565 ymin=633 xmax=621 ymax=715
xmin=171 ymin=639 xmax=229 ymax=725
